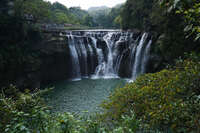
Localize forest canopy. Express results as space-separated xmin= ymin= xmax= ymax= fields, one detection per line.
xmin=8 ymin=0 xmax=123 ymax=29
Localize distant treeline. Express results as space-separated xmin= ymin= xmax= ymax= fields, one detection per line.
xmin=1 ymin=0 xmax=123 ymax=29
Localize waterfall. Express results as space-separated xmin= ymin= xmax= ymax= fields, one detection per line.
xmin=91 ymin=37 xmax=105 ymax=79
xmin=141 ymin=40 xmax=152 ymax=74
xmin=131 ymin=33 xmax=149 ymax=80
xmin=88 ymin=44 xmax=94 ymax=74
xmin=79 ymin=39 xmax=88 ymax=77
xmin=67 ymin=35 xmax=81 ymax=81
xmin=65 ymin=30 xmax=152 ymax=81
xmin=100 ymin=32 xmax=118 ymax=78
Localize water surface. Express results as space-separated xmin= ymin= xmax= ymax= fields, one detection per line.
xmin=44 ymin=78 xmax=125 ymax=115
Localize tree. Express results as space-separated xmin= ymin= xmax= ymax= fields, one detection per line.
xmin=120 ymin=0 xmax=154 ymax=30
xmin=83 ymin=15 xmax=95 ymax=27
xmin=88 ymin=5 xmax=122 ymax=28
xmin=162 ymin=0 xmax=200 ymax=41
xmin=119 ymin=0 xmax=200 ymax=63
xmin=14 ymin=0 xmax=51 ymax=22
xmin=53 ymin=11 xmax=70 ymax=24
xmin=51 ymin=2 xmax=69 ymax=14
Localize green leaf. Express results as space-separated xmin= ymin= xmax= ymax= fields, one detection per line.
xmin=194 ymin=33 xmax=200 ymax=41
xmin=184 ymin=25 xmax=193 ymax=32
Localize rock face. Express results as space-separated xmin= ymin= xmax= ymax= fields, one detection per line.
xmin=33 ymin=34 xmax=72 ymax=85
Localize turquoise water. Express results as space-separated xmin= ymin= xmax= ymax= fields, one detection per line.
xmin=44 ymin=78 xmax=125 ymax=115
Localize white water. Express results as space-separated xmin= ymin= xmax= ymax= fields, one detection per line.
xmin=68 ymin=35 xmax=81 ymax=80
xmin=66 ymin=31 xmax=151 ymax=81
xmin=141 ymin=40 xmax=152 ymax=74
xmin=132 ymin=33 xmax=149 ymax=80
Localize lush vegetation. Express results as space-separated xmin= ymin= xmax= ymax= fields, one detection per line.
xmin=1 ymin=0 xmax=200 ymax=133
xmin=102 ymin=54 xmax=200 ymax=132
xmin=0 ymin=86 xmax=141 ymax=133
xmin=88 ymin=5 xmax=123 ymax=28
xmin=1 ymin=54 xmax=199 ymax=133
xmin=12 ymin=0 xmax=122 ymax=28
xmin=166 ymin=0 xmax=200 ymax=41
xmin=98 ymin=0 xmax=200 ymax=132
xmin=13 ymin=0 xmax=90 ymax=26
xmin=118 ymin=0 xmax=200 ymax=63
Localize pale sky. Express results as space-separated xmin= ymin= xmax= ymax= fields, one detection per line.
xmin=47 ymin=0 xmax=126 ymax=10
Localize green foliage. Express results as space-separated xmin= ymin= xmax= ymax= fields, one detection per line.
xmin=13 ymin=0 xmax=93 ymax=26
xmin=102 ymin=55 xmax=200 ymax=132
xmin=69 ymin=7 xmax=90 ymax=25
xmin=107 ymin=6 xmax=122 ymax=28
xmin=0 ymin=86 xmax=48 ymax=133
xmin=120 ymin=0 xmax=155 ymax=30
xmin=163 ymin=0 xmax=200 ymax=41
xmin=14 ymin=0 xmax=51 ymax=22
xmin=2 ymin=1 xmax=200 ymax=133
xmin=50 ymin=4 xmax=82 ymax=24
xmin=83 ymin=15 xmax=95 ymax=27
xmin=120 ymin=0 xmax=182 ymax=32
xmin=111 ymin=112 xmax=140 ymax=133
xmin=0 ymin=87 xmax=78 ymax=133
xmin=51 ymin=2 xmax=69 ymax=14
xmin=3 ymin=0 xmax=123 ymax=30
xmin=89 ymin=8 xmax=110 ymax=28
xmin=53 ymin=11 xmax=70 ymax=24
xmin=120 ymin=0 xmax=200 ymax=63
xmin=88 ymin=5 xmax=123 ymax=28
xmin=0 ymin=86 xmax=141 ymax=133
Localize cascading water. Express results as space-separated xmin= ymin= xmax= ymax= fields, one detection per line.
xmin=79 ymin=39 xmax=88 ymax=77
xmin=141 ymin=40 xmax=152 ymax=74
xmin=88 ymin=43 xmax=94 ymax=73
xmin=96 ymin=32 xmax=117 ymax=78
xmin=65 ymin=30 xmax=151 ymax=81
xmin=67 ymin=35 xmax=81 ymax=80
xmin=131 ymin=33 xmax=150 ymax=80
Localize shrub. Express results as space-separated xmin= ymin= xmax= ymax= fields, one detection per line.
xmin=102 ymin=56 xmax=200 ymax=132
xmin=0 ymin=87 xmax=53 ymax=133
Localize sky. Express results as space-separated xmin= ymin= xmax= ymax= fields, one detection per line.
xmin=47 ymin=0 xmax=126 ymax=10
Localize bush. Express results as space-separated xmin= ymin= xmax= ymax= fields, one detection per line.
xmin=102 ymin=55 xmax=200 ymax=132
xmin=0 ymin=87 xmax=52 ymax=133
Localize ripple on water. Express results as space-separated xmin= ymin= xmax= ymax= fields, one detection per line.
xmin=43 ymin=78 xmax=125 ymax=115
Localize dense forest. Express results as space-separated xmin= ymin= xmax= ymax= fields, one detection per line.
xmin=0 ymin=0 xmax=200 ymax=133
xmin=0 ymin=0 xmax=122 ymax=29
